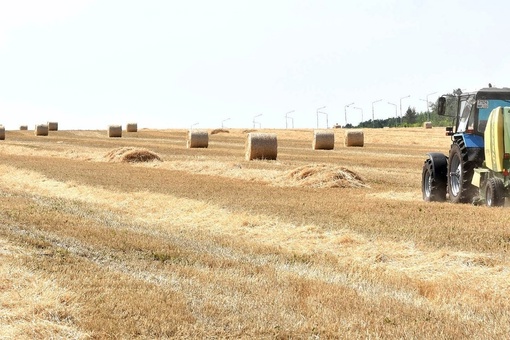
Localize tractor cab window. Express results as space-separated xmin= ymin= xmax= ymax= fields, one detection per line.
xmin=457 ymin=95 xmax=475 ymax=133
xmin=443 ymin=96 xmax=458 ymax=116
xmin=477 ymin=99 xmax=510 ymax=133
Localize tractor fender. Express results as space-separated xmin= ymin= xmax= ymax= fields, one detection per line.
xmin=453 ymin=135 xmax=485 ymax=164
xmin=426 ymin=152 xmax=448 ymax=182
xmin=459 ymin=133 xmax=484 ymax=149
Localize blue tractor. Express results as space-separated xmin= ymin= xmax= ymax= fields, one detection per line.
xmin=422 ymin=86 xmax=510 ymax=206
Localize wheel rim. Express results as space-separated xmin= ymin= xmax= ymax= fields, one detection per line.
xmin=424 ymin=171 xmax=432 ymax=198
xmin=486 ymin=185 xmax=493 ymax=206
xmin=450 ymin=154 xmax=461 ymax=197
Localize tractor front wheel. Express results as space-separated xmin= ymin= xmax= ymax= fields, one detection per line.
xmin=422 ymin=158 xmax=446 ymax=202
xmin=485 ymin=178 xmax=505 ymax=207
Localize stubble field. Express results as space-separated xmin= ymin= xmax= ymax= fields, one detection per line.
xmin=1 ymin=127 xmax=510 ymax=339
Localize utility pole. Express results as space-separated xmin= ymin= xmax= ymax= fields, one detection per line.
xmin=399 ymin=95 xmax=410 ymax=125
xmin=285 ymin=110 xmax=295 ymax=129
xmin=371 ymin=99 xmax=382 ymax=127
xmin=388 ymin=102 xmax=397 ymax=127
xmin=344 ymin=102 xmax=354 ymax=126
xmin=316 ymin=106 xmax=326 ymax=128
xmin=252 ymin=114 xmax=262 ymax=129
xmin=221 ymin=118 xmax=230 ymax=129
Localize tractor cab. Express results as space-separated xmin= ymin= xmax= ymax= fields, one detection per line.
xmin=438 ymin=87 xmax=510 ymax=139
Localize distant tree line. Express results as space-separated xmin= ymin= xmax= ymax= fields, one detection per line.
xmin=346 ymin=101 xmax=452 ymax=129
xmin=345 ymin=89 xmax=467 ymax=129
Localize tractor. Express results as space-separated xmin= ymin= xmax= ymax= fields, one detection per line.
xmin=422 ymin=86 xmax=510 ymax=207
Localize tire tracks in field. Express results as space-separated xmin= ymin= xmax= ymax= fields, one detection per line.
xmin=0 ymin=234 xmax=90 ymax=339
xmin=0 ymin=164 xmax=509 ymax=331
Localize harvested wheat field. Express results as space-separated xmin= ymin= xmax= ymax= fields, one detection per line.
xmin=1 ymin=127 xmax=510 ymax=338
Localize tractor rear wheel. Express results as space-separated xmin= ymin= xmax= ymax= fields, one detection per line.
xmin=485 ymin=178 xmax=505 ymax=207
xmin=448 ymin=141 xmax=476 ymax=203
xmin=422 ymin=158 xmax=446 ymax=202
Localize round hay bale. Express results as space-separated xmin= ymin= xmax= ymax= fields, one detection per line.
xmin=344 ymin=130 xmax=364 ymax=147
xmin=19 ymin=125 xmax=28 ymax=131
xmin=424 ymin=121 xmax=433 ymax=129
xmin=313 ymin=130 xmax=335 ymax=150
xmin=108 ymin=125 xmax=122 ymax=138
xmin=126 ymin=123 xmax=138 ymax=132
xmin=0 ymin=126 xmax=5 ymax=140
xmin=245 ymin=133 xmax=277 ymax=160
xmin=35 ymin=124 xmax=49 ymax=136
xmin=47 ymin=122 xmax=58 ymax=131
xmin=187 ymin=130 xmax=209 ymax=148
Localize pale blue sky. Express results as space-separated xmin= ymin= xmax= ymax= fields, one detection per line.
xmin=1 ymin=0 xmax=509 ymax=130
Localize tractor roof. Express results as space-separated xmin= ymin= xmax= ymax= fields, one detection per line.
xmin=478 ymin=86 xmax=510 ymax=91
xmin=441 ymin=87 xmax=510 ymax=99
xmin=458 ymin=87 xmax=510 ymax=99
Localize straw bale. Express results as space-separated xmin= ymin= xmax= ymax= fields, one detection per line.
xmin=0 ymin=126 xmax=4 ymax=140
xmin=245 ymin=133 xmax=277 ymax=160
xmin=47 ymin=122 xmax=58 ymax=131
xmin=424 ymin=121 xmax=433 ymax=129
xmin=344 ymin=130 xmax=364 ymax=147
xmin=35 ymin=124 xmax=49 ymax=136
xmin=19 ymin=125 xmax=28 ymax=130
xmin=126 ymin=123 xmax=138 ymax=132
xmin=108 ymin=125 xmax=122 ymax=138
xmin=313 ymin=130 xmax=335 ymax=150
xmin=187 ymin=130 xmax=209 ymax=148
